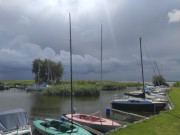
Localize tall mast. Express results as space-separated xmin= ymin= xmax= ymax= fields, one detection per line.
xmin=139 ymin=37 xmax=145 ymax=99
xmin=69 ymin=13 xmax=73 ymax=127
xmin=100 ymin=24 xmax=102 ymax=118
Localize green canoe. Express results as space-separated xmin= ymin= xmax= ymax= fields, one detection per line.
xmin=33 ymin=118 xmax=92 ymax=135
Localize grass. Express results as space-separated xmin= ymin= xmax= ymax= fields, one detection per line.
xmin=108 ymin=87 xmax=180 ymax=135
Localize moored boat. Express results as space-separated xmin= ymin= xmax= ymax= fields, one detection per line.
xmin=65 ymin=112 xmax=120 ymax=133
xmin=111 ymin=97 xmax=166 ymax=112
xmin=33 ymin=118 xmax=92 ymax=135
xmin=0 ymin=109 xmax=32 ymax=135
xmin=25 ymin=83 xmax=49 ymax=91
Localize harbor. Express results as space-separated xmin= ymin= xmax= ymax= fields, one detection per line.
xmin=1 ymin=1 xmax=180 ymax=135
xmin=0 ymin=85 xmax=173 ymax=135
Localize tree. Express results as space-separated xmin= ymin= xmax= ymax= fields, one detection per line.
xmin=32 ymin=59 xmax=63 ymax=84
xmin=152 ymin=75 xmax=168 ymax=86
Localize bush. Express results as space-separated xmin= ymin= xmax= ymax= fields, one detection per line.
xmin=173 ymin=82 xmax=180 ymax=87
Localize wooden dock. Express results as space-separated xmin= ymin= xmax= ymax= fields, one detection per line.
xmin=110 ymin=108 xmax=148 ymax=119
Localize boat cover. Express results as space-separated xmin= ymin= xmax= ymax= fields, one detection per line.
xmin=0 ymin=109 xmax=28 ymax=131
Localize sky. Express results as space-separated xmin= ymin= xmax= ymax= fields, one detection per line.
xmin=0 ymin=0 xmax=180 ymax=81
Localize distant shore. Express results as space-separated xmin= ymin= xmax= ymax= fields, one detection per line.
xmin=1 ymin=80 xmax=139 ymax=96
xmin=42 ymin=80 xmax=139 ymax=96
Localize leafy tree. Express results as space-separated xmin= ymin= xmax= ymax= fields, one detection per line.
xmin=152 ymin=75 xmax=168 ymax=86
xmin=32 ymin=59 xmax=63 ymax=84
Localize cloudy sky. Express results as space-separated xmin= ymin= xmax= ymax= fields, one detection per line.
xmin=0 ymin=0 xmax=180 ymax=81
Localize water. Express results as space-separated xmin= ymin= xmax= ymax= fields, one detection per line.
xmin=0 ymin=87 xmax=142 ymax=133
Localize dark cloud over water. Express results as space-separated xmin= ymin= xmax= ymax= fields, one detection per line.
xmin=0 ymin=0 xmax=180 ymax=81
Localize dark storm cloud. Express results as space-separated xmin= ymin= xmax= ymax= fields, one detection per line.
xmin=0 ymin=0 xmax=180 ymax=81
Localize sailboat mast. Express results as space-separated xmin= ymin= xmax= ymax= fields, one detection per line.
xmin=139 ymin=37 xmax=145 ymax=99
xmin=100 ymin=24 xmax=102 ymax=97
xmin=100 ymin=24 xmax=103 ymax=118
xmin=69 ymin=13 xmax=73 ymax=126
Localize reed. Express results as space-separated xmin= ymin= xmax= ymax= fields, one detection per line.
xmin=42 ymin=80 xmax=138 ymax=96
xmin=73 ymin=84 xmax=100 ymax=96
xmin=42 ymin=85 xmax=71 ymax=96
xmin=42 ymin=84 xmax=100 ymax=96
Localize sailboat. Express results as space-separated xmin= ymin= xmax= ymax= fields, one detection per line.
xmin=111 ymin=37 xmax=166 ymax=112
xmin=33 ymin=14 xmax=92 ymax=135
xmin=65 ymin=24 xmax=121 ymax=133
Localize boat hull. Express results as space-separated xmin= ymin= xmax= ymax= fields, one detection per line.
xmin=111 ymin=102 xmax=166 ymax=112
xmin=25 ymin=87 xmax=45 ymax=91
xmin=65 ymin=113 xmax=120 ymax=133
xmin=71 ymin=120 xmax=118 ymax=133
xmin=33 ymin=118 xmax=92 ymax=135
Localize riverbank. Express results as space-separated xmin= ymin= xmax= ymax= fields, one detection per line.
xmin=108 ymin=87 xmax=180 ymax=135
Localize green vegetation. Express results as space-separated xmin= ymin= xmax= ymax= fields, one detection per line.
xmin=108 ymin=86 xmax=180 ymax=135
xmin=152 ymin=75 xmax=168 ymax=86
xmin=42 ymin=84 xmax=100 ymax=96
xmin=32 ymin=59 xmax=63 ymax=84
xmin=42 ymin=80 xmax=139 ymax=96
xmin=42 ymin=85 xmax=71 ymax=96
xmin=60 ymin=80 xmax=139 ymax=90
xmin=1 ymin=79 xmax=139 ymax=96
xmin=103 ymin=81 xmax=139 ymax=90
xmin=3 ymin=80 xmax=34 ymax=87
xmin=172 ymin=82 xmax=180 ymax=87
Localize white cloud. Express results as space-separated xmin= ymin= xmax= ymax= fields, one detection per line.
xmin=168 ymin=9 xmax=180 ymax=23
xmin=0 ymin=36 xmax=125 ymax=75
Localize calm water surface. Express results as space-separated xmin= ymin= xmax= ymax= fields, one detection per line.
xmin=0 ymin=87 xmax=141 ymax=133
